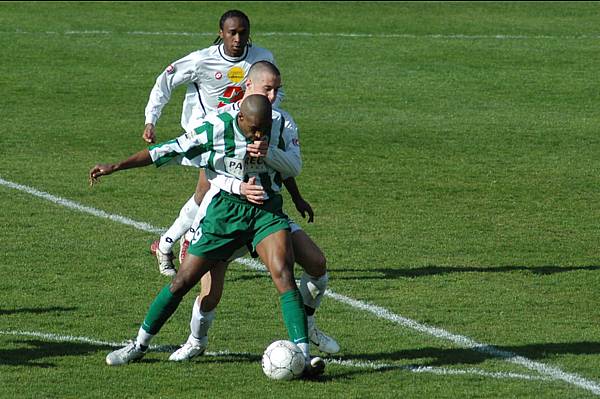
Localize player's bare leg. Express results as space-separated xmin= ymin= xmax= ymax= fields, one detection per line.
xmin=256 ymin=230 xmax=325 ymax=377
xmin=293 ymin=230 xmax=340 ymax=354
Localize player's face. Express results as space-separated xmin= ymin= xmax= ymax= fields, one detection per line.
xmin=220 ymin=17 xmax=250 ymax=57
xmin=247 ymin=74 xmax=282 ymax=104
xmin=237 ymin=112 xmax=272 ymax=141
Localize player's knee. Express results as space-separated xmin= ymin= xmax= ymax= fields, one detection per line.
xmin=314 ymin=252 xmax=327 ymax=274
xmin=169 ymin=276 xmax=195 ymax=297
xmin=199 ymin=293 xmax=221 ymax=311
xmin=270 ymin=267 xmax=296 ymax=293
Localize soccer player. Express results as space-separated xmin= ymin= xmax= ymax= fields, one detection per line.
xmin=90 ymin=95 xmax=324 ymax=376
xmin=169 ymin=61 xmax=339 ymax=362
xmin=143 ymin=9 xmax=283 ymax=277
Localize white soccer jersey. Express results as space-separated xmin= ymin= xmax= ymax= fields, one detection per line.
xmin=149 ymin=108 xmax=300 ymax=200
xmin=144 ymin=44 xmax=281 ymax=130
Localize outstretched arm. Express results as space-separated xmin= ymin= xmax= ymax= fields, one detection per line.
xmin=89 ymin=149 xmax=153 ymax=185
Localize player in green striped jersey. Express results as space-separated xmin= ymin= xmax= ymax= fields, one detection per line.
xmin=171 ymin=61 xmax=339 ymax=362
xmin=89 ymin=95 xmax=325 ymax=376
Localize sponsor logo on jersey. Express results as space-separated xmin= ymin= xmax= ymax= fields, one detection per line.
xmin=215 ymin=71 xmax=223 ymax=80
xmin=224 ymin=156 xmax=244 ymax=179
xmin=166 ymin=64 xmax=175 ymax=74
xmin=227 ymin=66 xmax=245 ymax=83
xmin=245 ymin=156 xmax=268 ymax=174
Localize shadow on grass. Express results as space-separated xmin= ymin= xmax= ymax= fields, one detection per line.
xmin=333 ymin=265 xmax=600 ymax=280
xmin=320 ymin=341 xmax=600 ymax=380
xmin=0 ymin=339 xmax=113 ymax=367
xmin=0 ymin=306 xmax=78 ymax=315
xmin=0 ymin=338 xmax=263 ymax=368
xmin=344 ymin=341 xmax=600 ymax=368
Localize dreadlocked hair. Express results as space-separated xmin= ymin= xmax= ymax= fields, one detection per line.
xmin=213 ymin=9 xmax=252 ymax=46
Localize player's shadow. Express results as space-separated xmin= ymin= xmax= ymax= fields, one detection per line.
xmin=0 ymin=306 xmax=78 ymax=315
xmin=0 ymin=339 xmax=113 ymax=367
xmin=343 ymin=341 xmax=600 ymax=369
xmin=333 ymin=265 xmax=600 ymax=280
xmin=324 ymin=341 xmax=600 ymax=380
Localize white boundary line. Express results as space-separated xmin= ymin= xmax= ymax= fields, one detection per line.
xmin=5 ymin=30 xmax=600 ymax=40
xmin=0 ymin=329 xmax=550 ymax=382
xmin=1 ymin=176 xmax=599 ymax=395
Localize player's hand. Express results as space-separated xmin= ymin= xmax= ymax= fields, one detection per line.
xmin=241 ymin=176 xmax=265 ymax=204
xmin=89 ymin=163 xmax=117 ymax=186
xmin=294 ymin=197 xmax=314 ymax=223
xmin=246 ymin=140 xmax=268 ymax=158
xmin=143 ymin=123 xmax=156 ymax=144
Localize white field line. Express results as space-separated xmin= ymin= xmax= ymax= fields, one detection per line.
xmin=1 ymin=176 xmax=598 ymax=394
xmin=6 ymin=29 xmax=600 ymax=40
xmin=0 ymin=329 xmax=551 ymax=382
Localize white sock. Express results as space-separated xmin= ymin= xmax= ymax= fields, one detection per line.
xmin=136 ymin=326 xmax=154 ymax=349
xmin=307 ymin=315 xmax=315 ymax=331
xmin=190 ymin=297 xmax=216 ymax=341
xmin=158 ymin=195 xmax=199 ymax=254
xmin=297 ymin=342 xmax=310 ymax=361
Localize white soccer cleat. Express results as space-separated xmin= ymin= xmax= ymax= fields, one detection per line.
xmin=309 ymin=325 xmax=340 ymax=354
xmin=168 ymin=336 xmax=208 ymax=361
xmin=303 ymin=356 xmax=326 ymax=378
xmin=155 ymin=251 xmax=176 ymax=278
xmin=106 ymin=341 xmax=146 ymax=366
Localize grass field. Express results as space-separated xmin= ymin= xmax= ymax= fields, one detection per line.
xmin=2 ymin=1 xmax=600 ymax=397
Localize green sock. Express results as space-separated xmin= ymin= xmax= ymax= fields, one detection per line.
xmin=141 ymin=285 xmax=183 ymax=335
xmin=280 ymin=289 xmax=309 ymax=344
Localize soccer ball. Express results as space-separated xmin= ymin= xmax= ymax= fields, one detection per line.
xmin=261 ymin=340 xmax=305 ymax=380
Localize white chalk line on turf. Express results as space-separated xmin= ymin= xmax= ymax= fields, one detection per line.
xmin=0 ymin=329 xmax=550 ymax=382
xmin=1 ymin=176 xmax=598 ymax=394
xmin=5 ymin=29 xmax=600 ymax=40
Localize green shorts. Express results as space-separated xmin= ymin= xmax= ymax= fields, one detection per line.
xmin=187 ymin=191 xmax=290 ymax=261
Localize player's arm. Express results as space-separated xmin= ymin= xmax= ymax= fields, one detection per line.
xmin=283 ymin=177 xmax=314 ymax=223
xmin=89 ymin=149 xmax=153 ymax=184
xmin=209 ymin=173 xmax=266 ymax=205
xmin=263 ymin=114 xmax=302 ymax=178
xmin=143 ymin=53 xmax=202 ymax=143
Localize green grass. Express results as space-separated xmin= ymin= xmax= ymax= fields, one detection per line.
xmin=2 ymin=1 xmax=600 ymax=398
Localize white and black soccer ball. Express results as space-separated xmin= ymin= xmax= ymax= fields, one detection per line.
xmin=261 ymin=340 xmax=305 ymax=380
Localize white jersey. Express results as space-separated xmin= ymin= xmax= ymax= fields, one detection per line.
xmin=148 ymin=107 xmax=300 ymax=200
xmin=144 ymin=44 xmax=280 ymax=130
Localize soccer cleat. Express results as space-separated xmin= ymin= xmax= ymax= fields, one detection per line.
xmin=303 ymin=356 xmax=326 ymax=378
xmin=168 ymin=336 xmax=208 ymax=362
xmin=151 ymin=240 xmax=176 ymax=277
xmin=106 ymin=341 xmax=146 ymax=366
xmin=178 ymin=238 xmax=190 ymax=264
xmin=309 ymin=325 xmax=340 ymax=354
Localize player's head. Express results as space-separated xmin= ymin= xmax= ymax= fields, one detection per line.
xmin=237 ymin=94 xmax=272 ymax=140
xmin=245 ymin=61 xmax=282 ymax=105
xmin=214 ymin=10 xmax=251 ymax=57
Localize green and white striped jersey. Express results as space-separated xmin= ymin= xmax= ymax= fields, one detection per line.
xmin=149 ymin=107 xmax=300 ymax=200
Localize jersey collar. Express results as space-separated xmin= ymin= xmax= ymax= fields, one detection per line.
xmin=218 ymin=44 xmax=249 ymax=63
